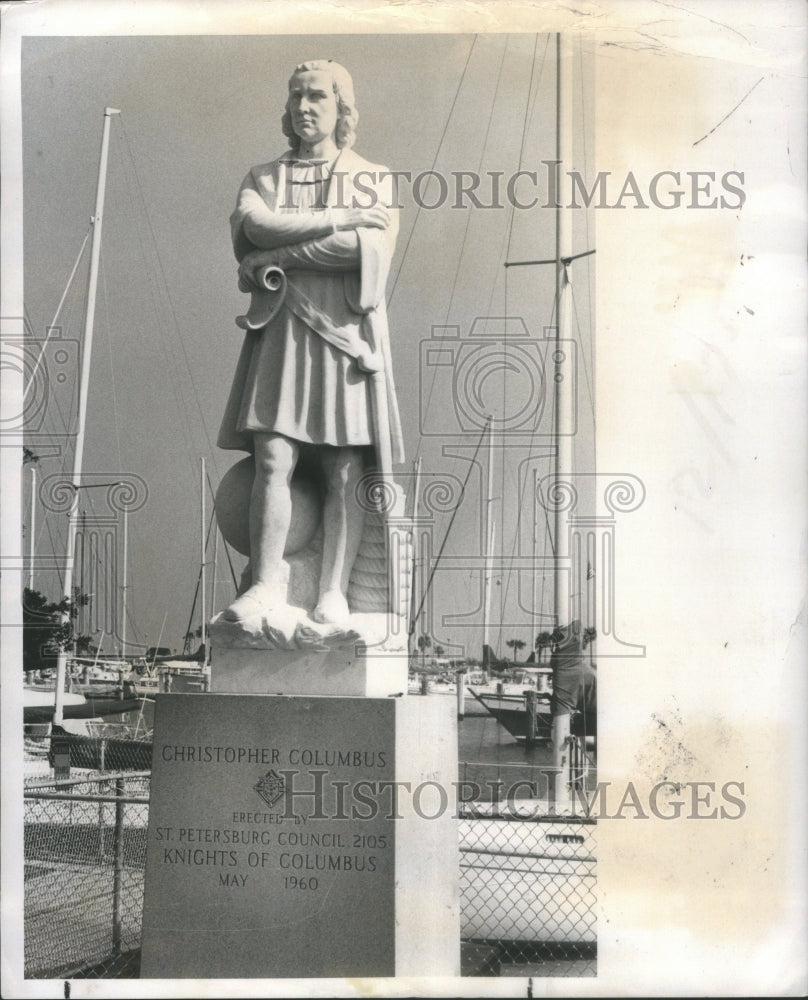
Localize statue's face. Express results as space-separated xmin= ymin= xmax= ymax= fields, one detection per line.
xmin=287 ymin=70 xmax=339 ymax=147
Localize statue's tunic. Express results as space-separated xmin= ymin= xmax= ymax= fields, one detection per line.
xmin=217 ymin=148 xmax=404 ymax=465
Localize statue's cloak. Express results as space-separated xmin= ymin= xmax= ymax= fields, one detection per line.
xmin=217 ymin=148 xmax=404 ymax=468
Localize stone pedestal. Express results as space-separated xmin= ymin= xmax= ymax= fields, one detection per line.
xmin=208 ymin=612 xmax=409 ymax=698
xmin=140 ymin=693 xmax=459 ymax=979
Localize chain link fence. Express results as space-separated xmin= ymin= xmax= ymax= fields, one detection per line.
xmin=24 ymin=733 xmax=596 ymax=979
xmin=458 ymin=742 xmax=597 ymax=977
xmin=24 ymin=771 xmax=149 ymax=978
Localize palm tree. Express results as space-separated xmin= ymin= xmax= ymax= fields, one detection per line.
xmin=505 ymin=637 xmax=526 ymax=662
xmin=534 ymin=630 xmax=553 ymax=664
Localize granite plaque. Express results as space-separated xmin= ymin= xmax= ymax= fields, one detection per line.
xmin=140 ymin=693 xmax=458 ymax=978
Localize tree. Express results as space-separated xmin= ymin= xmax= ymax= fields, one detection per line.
xmin=505 ymin=637 xmax=526 ymax=661
xmin=23 ymin=586 xmax=91 ymax=673
xmin=434 ymin=644 xmax=445 ymax=658
xmin=417 ymin=633 xmax=432 ymax=670
xmin=534 ymin=630 xmax=553 ymax=664
xmin=583 ymin=627 xmax=597 ymax=649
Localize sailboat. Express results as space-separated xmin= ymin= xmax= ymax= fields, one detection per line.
xmin=450 ymin=33 xmax=598 ymax=954
xmin=22 ymin=108 xmax=159 ymax=763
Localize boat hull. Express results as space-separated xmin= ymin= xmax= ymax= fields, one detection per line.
xmin=471 ymin=691 xmax=596 ymax=741
xmin=460 ymin=810 xmax=596 ymax=944
xmin=48 ymin=726 xmax=153 ymax=771
xmin=23 ymin=695 xmax=146 ymax=724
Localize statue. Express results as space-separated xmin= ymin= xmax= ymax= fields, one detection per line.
xmin=215 ymin=60 xmax=405 ymax=645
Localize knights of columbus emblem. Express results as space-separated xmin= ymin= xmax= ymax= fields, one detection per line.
xmin=254 ymin=769 xmax=285 ymax=808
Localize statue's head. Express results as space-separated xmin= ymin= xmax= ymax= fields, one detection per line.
xmin=282 ymin=60 xmax=358 ymax=151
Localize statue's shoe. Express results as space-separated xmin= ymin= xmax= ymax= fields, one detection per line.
xmin=312 ymin=590 xmax=351 ymax=626
xmin=221 ymin=585 xmax=282 ymax=623
xmin=214 ymin=587 xmax=303 ymax=650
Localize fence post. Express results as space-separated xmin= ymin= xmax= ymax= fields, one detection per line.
xmin=525 ymin=689 xmax=537 ymax=747
xmin=112 ymin=777 xmax=124 ymax=957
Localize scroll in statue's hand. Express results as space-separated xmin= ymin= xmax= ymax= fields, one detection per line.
xmin=238 ymin=249 xmax=278 ymax=292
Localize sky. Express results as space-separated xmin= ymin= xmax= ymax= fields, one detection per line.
xmin=21 ymin=32 xmax=595 ymax=658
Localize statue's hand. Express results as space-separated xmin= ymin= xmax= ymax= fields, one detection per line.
xmin=238 ymin=250 xmax=277 ymax=291
xmin=331 ymin=207 xmax=391 ymax=232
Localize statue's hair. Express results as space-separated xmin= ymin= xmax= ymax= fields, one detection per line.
xmin=281 ymin=60 xmax=358 ymax=150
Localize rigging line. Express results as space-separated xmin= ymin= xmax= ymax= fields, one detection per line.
xmin=124 ymin=605 xmax=145 ymax=650
xmin=496 ymin=36 xmax=555 ymax=648
xmin=497 ymin=45 xmax=549 ymax=655
xmin=114 ymin=129 xmax=199 ymax=473
xmin=45 ymin=520 xmax=64 ymax=591
xmin=114 ymin=126 xmax=200 ymax=487
xmin=118 ymin=119 xmax=221 ymax=480
xmin=387 ymin=34 xmax=478 ymax=305
xmin=489 ymin=35 xmax=547 ymax=330
xmin=220 ymin=536 xmax=240 ymax=593
xmin=414 ymin=34 xmax=510 ymax=466
xmin=504 ymin=33 xmax=543 ymax=261
xmin=183 ymin=570 xmax=203 ymax=650
xmin=523 ymin=34 xmax=552 ymax=150
xmin=99 ymin=251 xmax=124 ymax=473
xmin=23 ymin=227 xmax=92 ymax=405
xmin=442 ymin=35 xmax=510 ymax=326
xmin=411 ymin=417 xmax=489 ymax=632
xmin=571 ymin=287 xmax=595 ymax=421
xmin=576 ymin=38 xmax=596 ymax=372
xmin=205 ymin=470 xmax=239 ymax=592
xmin=185 ymin=506 xmax=219 ymax=640
xmin=489 ymin=38 xmax=547 ymax=651
xmin=505 ymin=60 xmax=584 ymax=607
xmin=30 ymin=249 xmax=88 ymax=450
xmin=578 ymin=36 xmax=593 ymax=289
xmin=484 ymin=38 xmax=539 ymax=325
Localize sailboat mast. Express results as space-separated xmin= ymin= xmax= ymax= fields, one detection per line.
xmin=408 ymin=455 xmax=423 ymax=648
xmin=28 ymin=465 xmax=36 ymax=591
xmin=531 ymin=467 xmax=538 ymax=638
xmin=211 ymin=518 xmax=219 ymax=634
xmin=482 ymin=415 xmax=494 ymax=655
xmin=551 ymin=35 xmax=574 ymax=807
xmin=54 ymin=107 xmax=120 ymax=724
xmin=554 ymin=35 xmax=573 ymax=625
xmin=121 ymin=507 xmax=128 ymax=658
xmin=200 ymin=456 xmax=207 ymax=653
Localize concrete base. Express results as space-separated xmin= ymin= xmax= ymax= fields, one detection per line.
xmin=140 ymin=693 xmax=459 ymax=979
xmin=210 ymin=644 xmax=408 ymax=697
xmin=209 ymin=612 xmax=410 ymax=697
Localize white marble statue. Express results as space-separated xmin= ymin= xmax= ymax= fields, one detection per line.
xmin=215 ymin=60 xmax=404 ymax=644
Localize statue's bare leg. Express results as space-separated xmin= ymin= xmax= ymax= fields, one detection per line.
xmin=313 ymin=446 xmax=365 ymax=624
xmin=223 ymin=433 xmax=298 ymax=621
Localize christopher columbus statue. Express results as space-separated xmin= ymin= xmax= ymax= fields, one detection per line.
xmin=215 ymin=60 xmax=404 ymax=641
